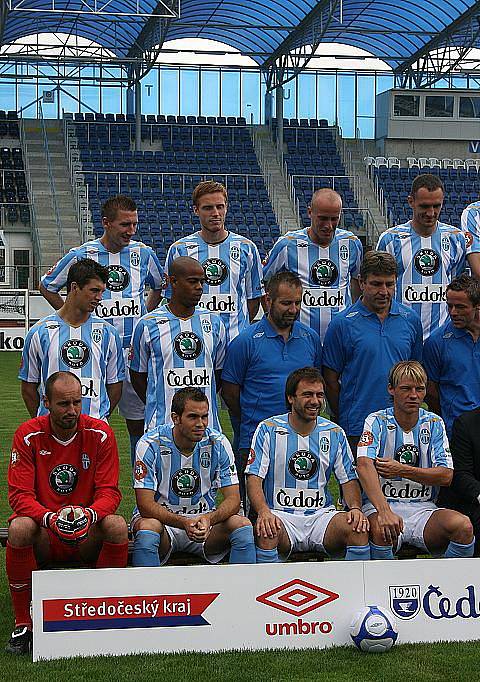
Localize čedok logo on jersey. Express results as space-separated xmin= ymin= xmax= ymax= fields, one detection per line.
xmin=288 ymin=451 xmax=318 ymax=480
xmin=171 ymin=467 xmax=200 ymax=497
xmin=174 ymin=332 xmax=203 ymax=360
xmin=203 ymin=258 xmax=228 ymax=285
xmin=50 ymin=464 xmax=78 ymax=495
xmin=395 ymin=444 xmax=419 ymax=466
xmin=413 ymin=249 xmax=440 ymax=276
xmin=107 ymin=265 xmax=130 ymax=291
xmin=310 ymin=259 xmax=338 ymax=286
xmin=61 ymin=339 xmax=90 ymax=369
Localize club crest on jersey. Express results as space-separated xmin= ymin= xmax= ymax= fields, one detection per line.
xmin=130 ymin=251 xmax=140 ymax=267
xmin=413 ymin=249 xmax=440 ymax=276
xmin=420 ymin=428 xmax=430 ymax=445
xmin=203 ymin=258 xmax=228 ymax=285
xmin=339 ymin=245 xmax=348 ymax=261
xmin=50 ymin=464 xmax=78 ymax=495
xmin=201 ymin=319 xmax=212 ymax=334
xmin=247 ymin=448 xmax=255 ymax=465
xmin=171 ymin=467 xmax=200 ymax=497
xmin=10 ymin=449 xmax=20 ymax=466
xmin=464 ymin=231 xmax=473 ymax=248
xmin=310 ymin=259 xmax=338 ymax=286
xmin=200 ymin=447 xmax=212 ymax=468
xmin=395 ymin=444 xmax=419 ymax=466
xmin=359 ymin=430 xmax=374 ymax=446
xmin=134 ymin=460 xmax=148 ymax=481
xmin=107 ymin=265 xmax=130 ymax=292
xmin=230 ymin=245 xmax=240 ymax=261
xmin=91 ymin=328 xmax=103 ymax=344
xmin=441 ymin=235 xmax=450 ymax=252
xmin=320 ymin=437 xmax=330 ymax=453
xmin=389 ymin=585 xmax=421 ymax=620
xmin=61 ymin=339 xmax=90 ymax=369
xmin=288 ymin=450 xmax=318 ymax=480
xmin=174 ymin=332 xmax=203 ymax=360
xmin=81 ymin=453 xmax=91 ymax=470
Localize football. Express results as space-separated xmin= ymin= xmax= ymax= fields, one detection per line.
xmin=350 ymin=605 xmax=398 ymax=653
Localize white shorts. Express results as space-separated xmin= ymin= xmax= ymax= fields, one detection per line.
xmin=161 ymin=526 xmax=228 ymax=566
xmin=272 ymin=507 xmax=341 ymax=558
xmin=363 ymin=501 xmax=441 ymax=552
xmin=131 ymin=510 xmax=228 ymax=566
xmin=118 ymin=350 xmax=145 ymax=421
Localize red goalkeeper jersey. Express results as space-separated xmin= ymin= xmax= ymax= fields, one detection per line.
xmin=8 ymin=414 xmax=122 ymax=524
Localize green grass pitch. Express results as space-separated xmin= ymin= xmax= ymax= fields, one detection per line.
xmin=1 ymin=352 xmax=479 ymax=680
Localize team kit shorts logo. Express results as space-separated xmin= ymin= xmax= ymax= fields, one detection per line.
xmin=413 ymin=249 xmax=440 ymax=276
xmin=50 ymin=464 xmax=78 ymax=495
xmin=288 ymin=450 xmax=318 ymax=480
xmin=171 ymin=467 xmax=200 ymax=497
xmin=202 ymin=258 xmax=228 ymax=285
xmin=61 ymin=339 xmax=90 ymax=369
xmin=395 ymin=444 xmax=419 ymax=466
xmin=310 ymin=259 xmax=338 ymax=286
xmin=174 ymin=332 xmax=203 ymax=360
xmin=107 ymin=265 xmax=130 ymax=292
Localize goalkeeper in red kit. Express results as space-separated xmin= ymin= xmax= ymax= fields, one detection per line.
xmin=6 ymin=371 xmax=128 ymax=655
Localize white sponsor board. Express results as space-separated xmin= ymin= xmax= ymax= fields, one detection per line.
xmin=32 ymin=558 xmax=480 ymax=661
xmin=364 ymin=558 xmax=480 ymax=643
xmin=32 ymin=562 xmax=364 ymax=661
xmin=0 ymin=327 xmax=26 ymax=350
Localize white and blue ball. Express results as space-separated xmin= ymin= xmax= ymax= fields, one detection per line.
xmin=350 ymin=605 xmax=398 ymax=653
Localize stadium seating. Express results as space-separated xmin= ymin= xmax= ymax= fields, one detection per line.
xmin=71 ymin=117 xmax=280 ymax=258
xmin=0 ymin=114 xmax=29 ymax=226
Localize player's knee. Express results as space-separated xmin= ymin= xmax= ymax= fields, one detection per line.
xmin=230 ymin=515 xmax=252 ymax=530
xmin=134 ymin=517 xmax=164 ymax=535
xmin=99 ymin=514 xmax=129 ymax=543
xmin=449 ymin=513 xmax=474 ymax=543
xmin=367 ymin=517 xmax=383 ymax=545
xmin=8 ymin=517 xmax=40 ymax=546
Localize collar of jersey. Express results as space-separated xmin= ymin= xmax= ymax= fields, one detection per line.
xmin=445 ymin=320 xmax=473 ymax=339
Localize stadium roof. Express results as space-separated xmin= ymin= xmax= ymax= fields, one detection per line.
xmin=2 ymin=0 xmax=480 ymax=84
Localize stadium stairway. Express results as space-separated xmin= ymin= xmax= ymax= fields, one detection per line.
xmin=23 ymin=119 xmax=81 ymax=268
xmin=337 ymin=136 xmax=386 ymax=246
xmin=251 ymin=126 xmax=300 ymax=234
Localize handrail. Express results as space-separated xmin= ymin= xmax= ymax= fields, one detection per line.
xmin=39 ymin=103 xmax=64 ymax=253
xmin=18 ymin=118 xmax=41 ymax=268
xmin=63 ymin=120 xmax=91 ymax=241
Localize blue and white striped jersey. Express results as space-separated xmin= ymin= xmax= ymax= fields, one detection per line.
xmin=40 ymin=239 xmax=165 ymax=348
xmin=376 ymin=221 xmax=470 ymax=340
xmin=133 ymin=423 xmax=238 ymax=515
xmin=357 ymin=407 xmax=452 ymax=505
xmin=165 ymin=231 xmax=263 ymax=345
xmin=19 ymin=313 xmax=125 ymax=420
xmin=262 ymin=228 xmax=363 ymax=342
xmin=461 ymin=201 xmax=480 ymax=247
xmin=246 ymin=413 xmax=357 ymax=515
xmin=128 ymin=305 xmax=226 ymax=431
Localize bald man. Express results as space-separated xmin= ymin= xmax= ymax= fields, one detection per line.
xmin=129 ymin=256 xmax=227 ymax=431
xmin=263 ymin=188 xmax=363 ymax=342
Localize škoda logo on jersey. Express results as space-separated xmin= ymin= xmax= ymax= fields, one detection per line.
xmin=413 ymin=249 xmax=440 ymax=276
xmin=61 ymin=339 xmax=90 ymax=369
xmin=311 ymin=259 xmax=338 ymax=286
xmin=107 ymin=265 xmax=130 ymax=291
xmin=171 ymin=467 xmax=200 ymax=497
xmin=202 ymin=258 xmax=228 ymax=285
xmin=50 ymin=464 xmax=78 ymax=495
xmin=395 ymin=444 xmax=419 ymax=466
xmin=288 ymin=451 xmax=318 ymax=480
xmin=174 ymin=332 xmax=203 ymax=360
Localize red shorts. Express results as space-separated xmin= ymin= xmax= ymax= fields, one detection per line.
xmin=46 ymin=529 xmax=83 ymax=564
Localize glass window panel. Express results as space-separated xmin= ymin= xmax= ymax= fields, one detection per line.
xmin=180 ymin=69 xmax=199 ymax=116
xmin=317 ymin=74 xmax=336 ymax=124
xmin=221 ymin=71 xmax=240 ymax=117
xmin=298 ymin=73 xmax=316 ymax=119
xmin=60 ymin=85 xmax=79 ymax=115
xmin=376 ymin=74 xmax=394 ymax=95
xmin=459 ymin=97 xmax=480 ymax=118
xmin=18 ymin=83 xmax=37 ymax=117
xmin=282 ymin=76 xmax=295 ymax=119
xmin=242 ymin=71 xmax=260 ymax=123
xmin=393 ymin=94 xmax=419 ymax=116
xmin=142 ymin=69 xmax=159 ymax=115
xmin=160 ymin=67 xmax=179 ymax=115
xmin=0 ymin=80 xmax=16 ymax=111
xmin=338 ymin=73 xmax=355 ymax=137
xmin=201 ymin=70 xmax=220 ymax=117
xmin=425 ymin=95 xmax=454 ymax=117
